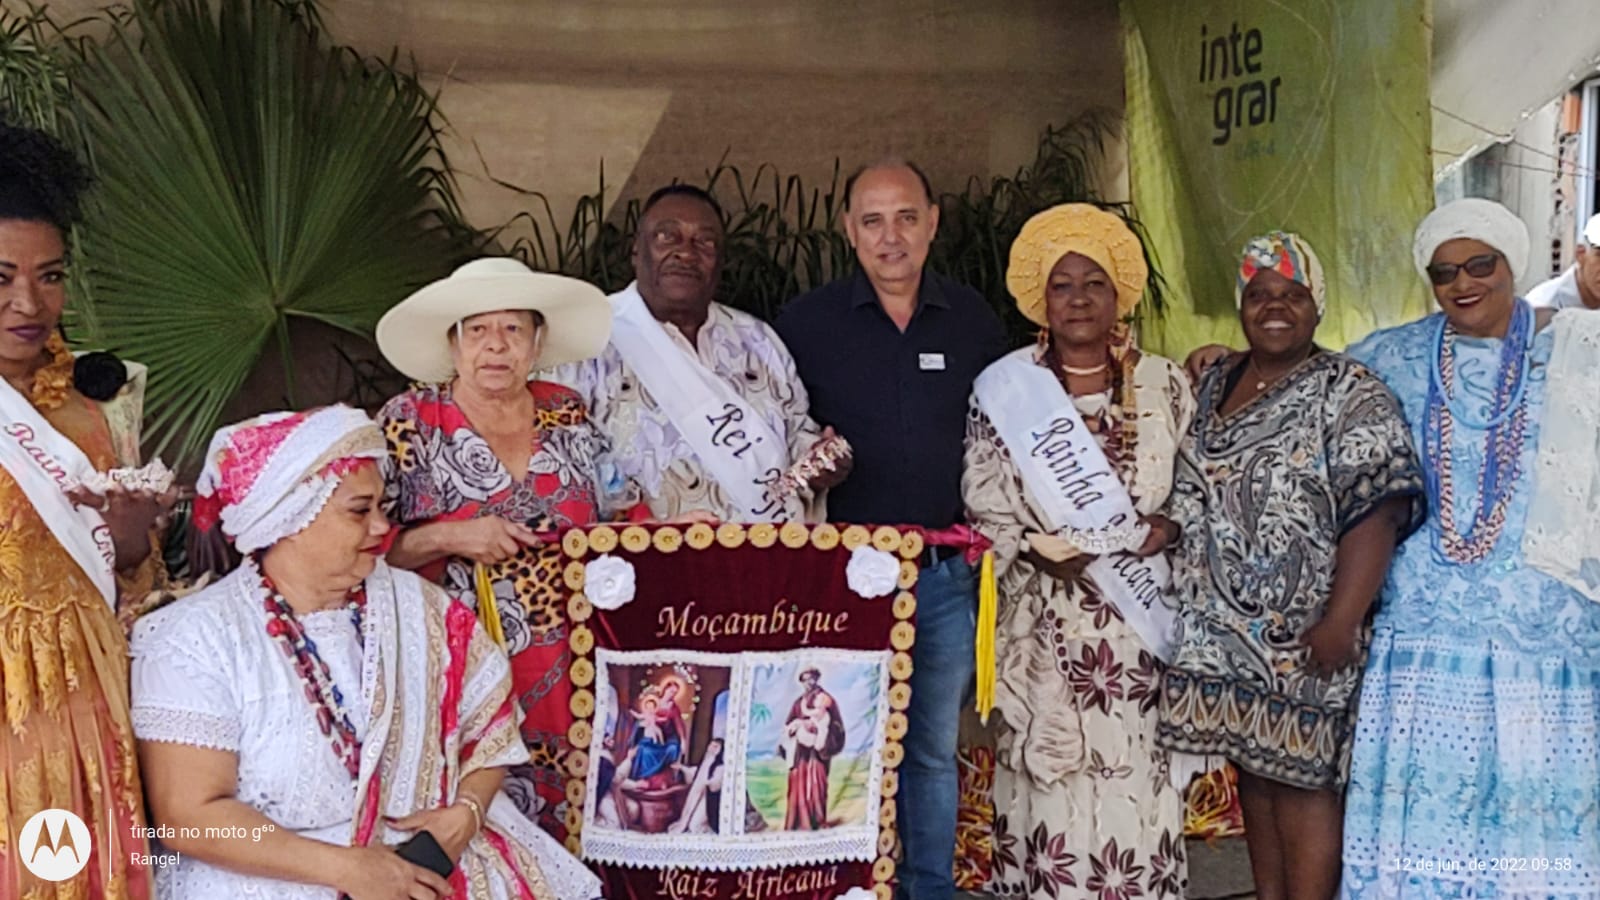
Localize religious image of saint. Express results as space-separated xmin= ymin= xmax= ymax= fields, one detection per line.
xmin=780 ymin=667 xmax=846 ymax=830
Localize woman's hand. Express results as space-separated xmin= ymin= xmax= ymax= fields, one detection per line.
xmin=1300 ymin=612 xmax=1361 ymax=678
xmin=335 ymin=844 xmax=455 ymax=900
xmin=1184 ymin=344 xmax=1233 ymax=384
xmin=1132 ymin=515 xmax=1181 ymax=558
xmin=389 ymin=803 xmax=477 ymax=864
xmin=666 ymin=509 xmax=720 ymax=525
xmin=447 ymin=516 xmax=541 ymax=565
xmin=1023 ymin=546 xmax=1093 ymax=583
xmin=70 ymin=486 xmax=177 ymax=571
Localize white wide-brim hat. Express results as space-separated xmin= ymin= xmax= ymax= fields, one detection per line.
xmin=376 ymin=258 xmax=611 ymax=383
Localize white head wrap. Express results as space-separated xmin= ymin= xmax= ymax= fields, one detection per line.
xmin=192 ymin=405 xmax=385 ymax=554
xmin=1412 ymin=198 xmax=1530 ymax=283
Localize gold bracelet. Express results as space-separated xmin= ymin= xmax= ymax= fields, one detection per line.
xmin=456 ymin=794 xmax=484 ymax=833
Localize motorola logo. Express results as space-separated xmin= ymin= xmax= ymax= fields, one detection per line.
xmin=18 ymin=808 xmax=92 ymax=882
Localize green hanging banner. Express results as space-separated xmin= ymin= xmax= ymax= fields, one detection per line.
xmin=1123 ymin=0 xmax=1435 ymax=354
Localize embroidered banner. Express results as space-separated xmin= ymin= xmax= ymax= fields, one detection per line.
xmin=558 ymin=522 xmax=920 ymax=900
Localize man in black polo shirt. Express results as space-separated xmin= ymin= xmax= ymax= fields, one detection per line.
xmin=776 ymin=160 xmax=1008 ymax=900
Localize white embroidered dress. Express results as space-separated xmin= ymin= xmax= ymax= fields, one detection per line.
xmin=130 ymin=562 xmax=603 ymax=900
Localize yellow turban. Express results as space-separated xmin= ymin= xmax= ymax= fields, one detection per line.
xmin=1006 ymin=203 xmax=1149 ymax=326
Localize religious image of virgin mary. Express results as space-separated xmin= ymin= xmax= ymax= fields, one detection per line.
xmin=622 ymin=679 xmax=686 ymax=789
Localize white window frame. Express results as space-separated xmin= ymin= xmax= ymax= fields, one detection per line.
xmin=1578 ymin=78 xmax=1600 ymax=235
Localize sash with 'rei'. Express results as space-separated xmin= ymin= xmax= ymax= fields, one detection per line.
xmin=608 ymin=282 xmax=796 ymax=521
xmin=973 ymin=348 xmax=1177 ymax=662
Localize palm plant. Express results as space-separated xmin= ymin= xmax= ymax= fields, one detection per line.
xmin=71 ymin=0 xmax=471 ymax=465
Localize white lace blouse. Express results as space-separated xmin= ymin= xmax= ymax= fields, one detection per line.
xmin=130 ymin=569 xmax=370 ymax=899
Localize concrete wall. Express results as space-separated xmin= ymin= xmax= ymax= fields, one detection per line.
xmin=319 ymin=0 xmax=1129 ymax=238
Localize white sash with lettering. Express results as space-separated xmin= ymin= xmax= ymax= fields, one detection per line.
xmin=608 ymin=282 xmax=792 ymax=520
xmin=974 ymin=348 xmax=1178 ymax=662
xmin=0 ymin=379 xmax=118 ymax=607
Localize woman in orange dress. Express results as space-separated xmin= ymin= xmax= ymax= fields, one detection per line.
xmin=0 ymin=120 xmax=169 ymax=899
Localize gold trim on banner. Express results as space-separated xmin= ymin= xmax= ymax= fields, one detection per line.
xmin=589 ymin=525 xmax=619 ymax=553
xmin=570 ymin=625 xmax=595 ymax=656
xmin=897 ymin=562 xmax=919 ymax=590
xmin=810 ymin=523 xmax=841 ymax=551
xmin=621 ymin=525 xmax=652 ymax=552
xmin=565 ymin=835 xmax=583 ymax=856
xmin=747 ymin=523 xmax=777 ymax=548
xmin=653 ymin=526 xmax=684 ymax=553
xmin=563 ymin=560 xmax=587 ymax=591
xmin=892 ymin=592 xmax=916 ymax=621
xmin=877 ymin=829 xmax=896 ymax=856
xmin=716 ymin=523 xmax=747 ymax=549
xmin=888 ymin=682 xmax=912 ymax=711
xmin=875 ymin=881 xmax=893 ymax=900
xmin=564 ymin=805 xmax=584 ymax=835
xmin=890 ymin=652 xmax=914 ymax=681
xmin=882 ymin=742 xmax=904 ymax=768
xmin=569 ymin=658 xmax=595 ymax=688
xmin=872 ymin=856 xmax=895 ymax=882
xmin=841 ymin=524 xmax=871 ymax=550
xmin=881 ymin=770 xmax=899 ymax=798
xmin=685 ymin=522 xmax=716 ymax=549
xmin=568 ymin=720 xmax=592 ymax=749
xmin=567 ymin=593 xmax=593 ymax=624
xmin=890 ymin=622 xmax=916 ymax=651
xmin=567 ymin=749 xmax=589 ymax=778
xmin=779 ymin=522 xmax=810 ymax=548
xmin=569 ymin=688 xmax=595 ymax=718
xmin=879 ymin=798 xmax=896 ymax=827
xmin=871 ymin=526 xmax=901 ymax=552
xmin=562 ymin=529 xmax=589 ymax=558
xmin=565 ymin=779 xmax=586 ymax=808
xmin=885 ymin=711 xmax=908 ymax=741
xmin=897 ymin=530 xmax=924 ymax=559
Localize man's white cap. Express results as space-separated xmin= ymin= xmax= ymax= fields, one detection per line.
xmin=1585 ymin=213 xmax=1600 ymax=247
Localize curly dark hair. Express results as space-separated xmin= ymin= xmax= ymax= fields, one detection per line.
xmin=0 ymin=115 xmax=92 ymax=232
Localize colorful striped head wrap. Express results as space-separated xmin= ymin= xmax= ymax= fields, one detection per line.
xmin=1236 ymin=231 xmax=1326 ymax=318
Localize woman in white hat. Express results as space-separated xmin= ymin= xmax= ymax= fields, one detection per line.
xmin=1333 ymin=199 xmax=1600 ymax=898
xmin=374 ymin=258 xmax=644 ymax=840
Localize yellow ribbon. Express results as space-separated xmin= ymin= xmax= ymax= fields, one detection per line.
xmin=975 ymin=549 xmax=998 ymax=723
xmin=474 ymin=562 xmax=507 ymax=649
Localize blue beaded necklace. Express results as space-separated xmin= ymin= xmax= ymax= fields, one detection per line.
xmin=1422 ymin=299 xmax=1533 ymax=563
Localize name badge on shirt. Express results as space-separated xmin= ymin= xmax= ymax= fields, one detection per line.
xmin=919 ymin=353 xmax=947 ymax=371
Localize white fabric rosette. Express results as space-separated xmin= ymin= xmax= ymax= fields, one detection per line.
xmin=584 ymin=554 xmax=637 ymax=610
xmin=846 ymin=545 xmax=899 ymax=599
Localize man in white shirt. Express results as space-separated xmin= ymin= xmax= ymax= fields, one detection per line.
xmin=1527 ymin=213 xmax=1600 ymax=310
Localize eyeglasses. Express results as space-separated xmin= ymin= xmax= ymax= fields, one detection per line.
xmin=1425 ymin=253 xmax=1499 ymax=286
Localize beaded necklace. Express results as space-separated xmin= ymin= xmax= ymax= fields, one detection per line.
xmin=1423 ymin=300 xmax=1533 ymax=564
xmin=1039 ymin=329 xmax=1140 ymax=477
xmin=258 ymin=561 xmax=366 ymax=778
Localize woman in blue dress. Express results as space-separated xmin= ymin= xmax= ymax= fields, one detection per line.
xmin=1338 ymin=198 xmax=1600 ymax=897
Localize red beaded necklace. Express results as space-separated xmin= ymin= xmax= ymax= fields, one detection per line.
xmin=258 ymin=562 xmax=365 ymax=779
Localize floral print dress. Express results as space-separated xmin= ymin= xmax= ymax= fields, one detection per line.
xmin=378 ymin=380 xmax=640 ymax=840
xmin=962 ymin=350 xmax=1195 ymax=900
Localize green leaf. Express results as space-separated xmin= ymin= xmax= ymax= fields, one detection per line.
xmin=71 ymin=0 xmax=470 ymax=465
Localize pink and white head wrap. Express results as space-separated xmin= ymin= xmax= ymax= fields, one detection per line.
xmin=192 ymin=405 xmax=386 ymax=553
